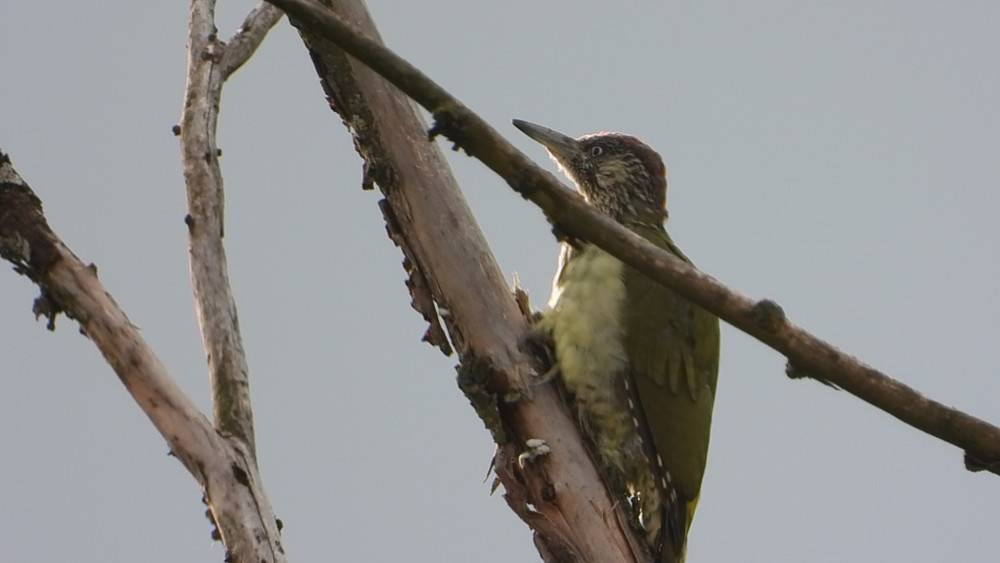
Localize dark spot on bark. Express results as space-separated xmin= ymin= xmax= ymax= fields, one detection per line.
xmin=750 ymin=299 xmax=786 ymax=333
xmin=275 ymin=517 xmax=284 ymax=531
xmin=31 ymin=290 xmax=59 ymax=330
xmin=1 ymin=177 xmax=61 ymax=279
xmin=426 ymin=121 xmax=445 ymax=141
xmin=784 ymin=361 xmax=808 ymax=380
xmin=203 ymin=496 xmax=222 ymax=542
xmin=963 ymin=451 xmax=999 ymax=473
xmin=428 ymin=105 xmax=472 ymax=153
xmin=184 ymin=214 xmax=195 ymax=231
xmin=541 ymin=482 xmax=557 ymax=503
xmin=172 ymin=124 xmax=182 ymax=136
xmin=785 ymin=360 xmax=839 ymax=389
xmin=232 ymin=463 xmax=251 ymax=487
xmin=456 ymin=355 xmax=509 ymax=443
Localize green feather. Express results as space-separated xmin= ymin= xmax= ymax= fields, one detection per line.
xmin=623 ymin=224 xmax=721 ymax=541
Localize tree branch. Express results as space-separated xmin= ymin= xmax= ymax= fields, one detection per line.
xmin=220 ymin=3 xmax=285 ymax=79
xmin=0 ymin=151 xmax=286 ymax=563
xmin=268 ymin=0 xmax=1000 ymax=474
xmin=1 ymin=1 xmax=288 ymax=559
xmin=286 ymin=1 xmax=648 ymax=561
xmin=180 ymin=0 xmax=282 ymax=457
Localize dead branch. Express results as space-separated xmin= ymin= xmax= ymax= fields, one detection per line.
xmin=180 ymin=0 xmax=282 ymax=458
xmin=1 ymin=2 xmax=288 ymax=560
xmin=0 ymin=151 xmax=286 ymax=562
xmin=220 ymin=3 xmax=285 ymax=79
xmin=287 ymin=1 xmax=648 ymax=561
xmin=268 ymin=0 xmax=1000 ymax=476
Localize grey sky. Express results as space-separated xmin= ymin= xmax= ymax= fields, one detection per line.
xmin=2 ymin=1 xmax=998 ymax=562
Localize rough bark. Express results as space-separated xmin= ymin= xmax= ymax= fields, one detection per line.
xmin=180 ymin=0 xmax=282 ymax=459
xmin=288 ymin=1 xmax=650 ymax=561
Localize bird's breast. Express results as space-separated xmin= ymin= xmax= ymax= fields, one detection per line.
xmin=540 ymin=246 xmax=628 ymax=417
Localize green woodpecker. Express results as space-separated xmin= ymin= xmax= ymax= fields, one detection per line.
xmin=514 ymin=119 xmax=720 ymax=563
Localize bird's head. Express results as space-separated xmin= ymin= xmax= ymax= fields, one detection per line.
xmin=513 ymin=119 xmax=668 ymax=224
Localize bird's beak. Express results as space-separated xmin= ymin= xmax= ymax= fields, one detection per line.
xmin=512 ymin=119 xmax=580 ymax=162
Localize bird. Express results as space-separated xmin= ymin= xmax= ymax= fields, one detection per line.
xmin=513 ymin=119 xmax=720 ymax=563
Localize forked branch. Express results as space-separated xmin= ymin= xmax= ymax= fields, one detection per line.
xmin=180 ymin=0 xmax=282 ymax=458
xmin=0 ymin=1 xmax=289 ymax=561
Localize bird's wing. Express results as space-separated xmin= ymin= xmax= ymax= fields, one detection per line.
xmin=622 ymin=224 xmax=721 ymax=552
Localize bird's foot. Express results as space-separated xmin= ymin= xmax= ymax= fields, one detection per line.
xmin=522 ymin=326 xmax=559 ymax=385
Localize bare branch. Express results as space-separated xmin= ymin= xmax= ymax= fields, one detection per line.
xmin=221 ymin=3 xmax=285 ymax=79
xmin=287 ymin=1 xmax=646 ymax=561
xmin=268 ymin=0 xmax=1000 ymax=472
xmin=180 ymin=0 xmax=281 ymax=457
xmin=0 ymin=151 xmax=286 ymax=563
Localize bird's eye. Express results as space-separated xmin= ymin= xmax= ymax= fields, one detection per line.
xmin=590 ymin=145 xmax=604 ymax=157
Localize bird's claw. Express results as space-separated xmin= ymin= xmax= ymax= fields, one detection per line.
xmin=522 ymin=322 xmax=558 ymax=384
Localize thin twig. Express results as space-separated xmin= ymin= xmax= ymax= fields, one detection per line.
xmin=221 ymin=3 xmax=285 ymax=79
xmin=181 ymin=0 xmax=281 ymax=457
xmin=267 ymin=0 xmax=1000 ymax=472
xmin=0 ymin=150 xmax=286 ymax=563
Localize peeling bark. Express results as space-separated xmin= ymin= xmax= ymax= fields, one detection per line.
xmin=286 ymin=1 xmax=649 ymax=561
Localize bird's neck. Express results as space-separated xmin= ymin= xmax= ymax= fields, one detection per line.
xmin=586 ymin=196 xmax=666 ymax=230
xmin=580 ymin=184 xmax=666 ymax=228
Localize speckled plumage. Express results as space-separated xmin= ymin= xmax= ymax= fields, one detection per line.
xmin=515 ymin=120 xmax=720 ymax=563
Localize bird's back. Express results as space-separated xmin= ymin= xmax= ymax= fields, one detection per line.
xmin=622 ymin=223 xmax=720 ymax=560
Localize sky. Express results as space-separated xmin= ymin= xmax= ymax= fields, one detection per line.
xmin=2 ymin=1 xmax=999 ymax=562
